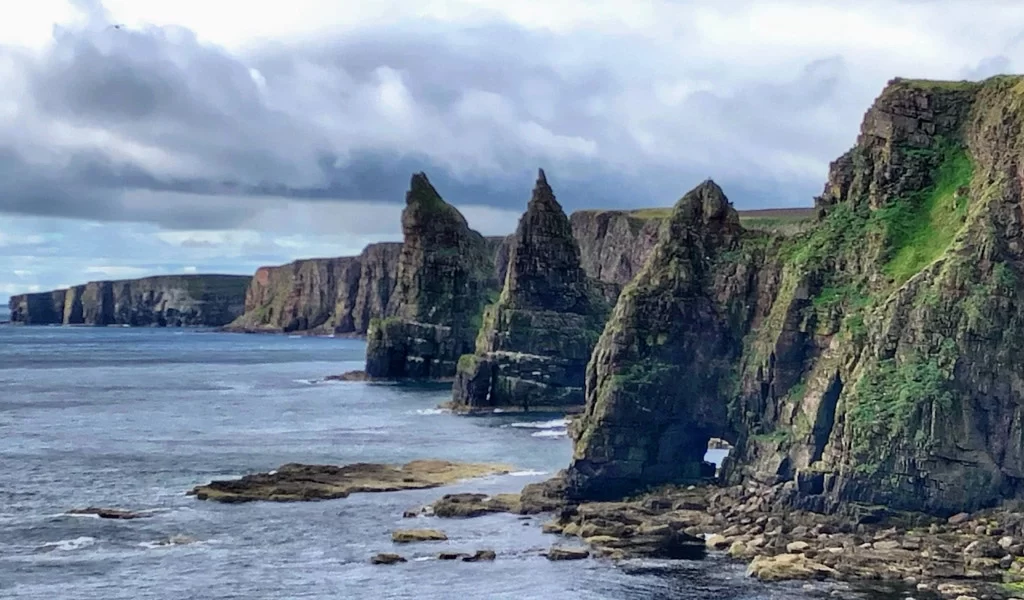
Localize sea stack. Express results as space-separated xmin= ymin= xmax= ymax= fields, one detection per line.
xmin=451 ymin=169 xmax=607 ymax=411
xmin=364 ymin=173 xmax=494 ymax=379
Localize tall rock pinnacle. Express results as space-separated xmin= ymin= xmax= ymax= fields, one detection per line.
xmin=451 ymin=169 xmax=607 ymax=411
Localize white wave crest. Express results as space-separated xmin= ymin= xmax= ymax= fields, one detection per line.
xmin=531 ymin=429 xmax=568 ymax=439
xmin=510 ymin=418 xmax=569 ymax=430
xmin=41 ymin=536 xmax=97 ymax=552
xmin=414 ymin=408 xmax=447 ymax=416
xmin=507 ymin=470 xmax=548 ymax=477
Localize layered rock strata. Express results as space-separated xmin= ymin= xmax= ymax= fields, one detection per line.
xmin=364 ymin=174 xmax=497 ymax=379
xmin=451 ymin=170 xmax=607 ymax=410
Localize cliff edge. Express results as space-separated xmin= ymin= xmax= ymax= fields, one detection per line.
xmin=568 ymin=75 xmax=1024 ymax=517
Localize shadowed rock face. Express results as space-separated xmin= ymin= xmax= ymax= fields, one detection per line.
xmin=364 ymin=173 xmax=496 ymax=379
xmin=570 ymin=210 xmax=664 ymax=303
xmin=567 ymin=180 xmax=747 ymax=499
xmin=567 ymin=75 xmax=1024 ymax=517
xmin=8 ymin=275 xmax=250 ymax=327
xmin=451 ymin=170 xmax=608 ymax=410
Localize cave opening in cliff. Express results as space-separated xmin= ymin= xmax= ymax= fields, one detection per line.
xmin=704 ymin=438 xmax=734 ymax=479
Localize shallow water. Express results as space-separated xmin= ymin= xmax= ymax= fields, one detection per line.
xmin=0 ymin=326 xmax=840 ymax=599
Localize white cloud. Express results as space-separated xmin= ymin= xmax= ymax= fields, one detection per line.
xmin=84 ymin=265 xmax=155 ymax=278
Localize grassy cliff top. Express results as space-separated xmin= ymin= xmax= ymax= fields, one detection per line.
xmin=572 ymin=206 xmax=814 ymax=235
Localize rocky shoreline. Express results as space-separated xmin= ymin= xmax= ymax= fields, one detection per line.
xmin=407 ymin=475 xmax=1024 ymax=600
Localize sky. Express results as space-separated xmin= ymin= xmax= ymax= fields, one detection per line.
xmin=1 ymin=0 xmax=1022 ymax=301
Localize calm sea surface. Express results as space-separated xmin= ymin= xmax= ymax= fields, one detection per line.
xmin=0 ymin=326 xmax=844 ymax=599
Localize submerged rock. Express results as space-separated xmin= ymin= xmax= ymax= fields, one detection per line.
xmin=391 ymin=529 xmax=448 ymax=543
xmin=323 ymin=371 xmax=370 ymax=382
xmin=65 ymin=507 xmax=150 ymax=520
xmin=463 ymin=549 xmax=497 ymax=562
xmin=188 ymin=460 xmax=512 ymax=503
xmin=451 ymin=170 xmax=607 ymax=411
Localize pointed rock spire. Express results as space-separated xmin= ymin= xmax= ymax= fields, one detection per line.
xmin=502 ymin=169 xmax=598 ymax=314
xmin=407 ymin=172 xmax=444 ymax=206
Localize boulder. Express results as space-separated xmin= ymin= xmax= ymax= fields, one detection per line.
xmin=371 ymin=553 xmax=407 ymax=565
xmin=746 ymin=553 xmax=839 ymax=582
xmin=544 ymin=546 xmax=590 ymax=561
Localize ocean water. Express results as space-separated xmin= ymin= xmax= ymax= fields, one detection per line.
xmin=0 ymin=326 xmax=831 ymax=599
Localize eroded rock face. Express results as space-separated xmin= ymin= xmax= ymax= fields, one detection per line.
xmin=570 ymin=209 xmax=664 ymax=303
xmin=567 ymin=180 xmax=751 ymax=500
xmin=451 ymin=170 xmax=608 ymax=410
xmin=8 ymin=275 xmax=250 ymax=327
xmin=567 ymin=75 xmax=1024 ymax=517
xmin=225 ymin=244 xmax=402 ymax=335
xmin=365 ymin=173 xmax=497 ymax=379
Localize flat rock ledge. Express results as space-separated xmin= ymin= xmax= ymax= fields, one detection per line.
xmin=188 ymin=460 xmax=513 ymax=503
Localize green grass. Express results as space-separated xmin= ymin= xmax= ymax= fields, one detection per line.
xmin=628 ymin=207 xmax=673 ymax=219
xmin=847 ymin=341 xmax=957 ymax=456
xmin=876 ymin=146 xmax=973 ymax=285
xmin=895 ymin=78 xmax=981 ymax=92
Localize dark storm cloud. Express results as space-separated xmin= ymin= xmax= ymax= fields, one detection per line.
xmin=0 ymin=4 xmax=1013 ymax=230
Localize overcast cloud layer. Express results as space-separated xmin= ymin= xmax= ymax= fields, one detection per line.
xmin=1 ymin=0 xmax=1022 ymax=301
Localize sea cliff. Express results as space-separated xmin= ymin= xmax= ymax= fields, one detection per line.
xmin=568 ymin=75 xmax=1024 ymax=517
xmin=8 ymin=275 xmax=250 ymax=327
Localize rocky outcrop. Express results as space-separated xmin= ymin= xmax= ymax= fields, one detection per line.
xmin=451 ymin=170 xmax=608 ymax=410
xmin=8 ymin=275 xmax=250 ymax=327
xmin=365 ymin=173 xmax=497 ymax=379
xmin=8 ymin=289 xmax=67 ymax=324
xmin=189 ymin=459 xmax=512 ymax=503
xmin=567 ymin=75 xmax=1024 ymax=518
xmin=569 ymin=209 xmax=664 ymax=302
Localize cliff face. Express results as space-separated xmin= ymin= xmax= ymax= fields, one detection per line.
xmin=570 ymin=210 xmax=664 ymax=302
xmin=365 ymin=173 xmax=497 ymax=379
xmin=8 ymin=275 xmax=250 ymax=327
xmin=9 ymin=289 xmax=67 ymax=325
xmin=451 ymin=170 xmax=608 ymax=410
xmin=569 ymin=76 xmax=1024 ymax=517
xmin=226 ymin=243 xmax=401 ymax=335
